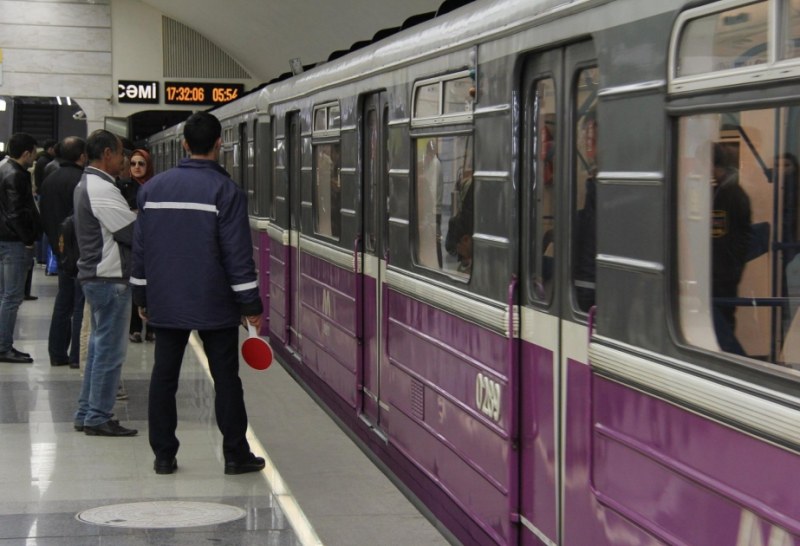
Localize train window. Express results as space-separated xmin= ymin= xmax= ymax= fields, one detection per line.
xmin=443 ymin=76 xmax=475 ymax=115
xmin=572 ymin=67 xmax=599 ymax=313
xmin=414 ymin=82 xmax=440 ymax=119
xmin=781 ymin=0 xmax=800 ymax=59
xmin=250 ymin=120 xmax=257 ymax=209
xmin=668 ymin=0 xmax=800 ymax=93
xmin=414 ymin=135 xmax=473 ymax=278
xmin=223 ymin=146 xmax=233 ymax=177
xmin=314 ymin=109 xmax=326 ymax=132
xmin=530 ymin=78 xmax=557 ymax=303
xmin=677 ymin=105 xmax=800 ymax=371
xmin=313 ymin=143 xmax=341 ymax=240
xmin=272 ymin=137 xmax=284 ymax=220
xmin=328 ymin=106 xmax=341 ymax=129
xmin=313 ymin=102 xmax=341 ymax=137
xmin=412 ymin=71 xmax=475 ymax=125
xmin=676 ymin=1 xmax=768 ymax=78
xmin=364 ymin=108 xmax=378 ymax=253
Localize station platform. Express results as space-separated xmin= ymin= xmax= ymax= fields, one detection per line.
xmin=0 ymin=266 xmax=451 ymax=545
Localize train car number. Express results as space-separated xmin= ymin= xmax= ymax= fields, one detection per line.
xmin=475 ymin=373 xmax=501 ymax=422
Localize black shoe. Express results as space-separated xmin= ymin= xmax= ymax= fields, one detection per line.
xmin=84 ymin=420 xmax=138 ymax=437
xmin=50 ymin=360 xmax=70 ymax=367
xmin=224 ymin=454 xmax=265 ymax=475
xmin=154 ymin=458 xmax=177 ymax=475
xmin=11 ymin=347 xmax=30 ymax=358
xmin=0 ymin=350 xmax=33 ymax=364
xmin=23 ymin=295 xmax=38 ymax=301
xmin=74 ymin=423 xmax=84 ymax=432
xmin=69 ymin=361 xmax=80 ymax=369
xmin=129 ymin=332 xmax=142 ymax=343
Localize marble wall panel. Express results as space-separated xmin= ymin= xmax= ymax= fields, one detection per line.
xmin=0 ymin=1 xmax=110 ymax=27
xmin=0 ymin=24 xmax=111 ymax=51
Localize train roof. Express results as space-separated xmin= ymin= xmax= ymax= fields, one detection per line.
xmin=256 ymin=0 xmax=587 ymax=107
xmin=147 ymin=120 xmax=184 ymax=145
xmin=209 ymin=88 xmax=262 ymax=122
xmin=256 ymin=0 xmax=686 ymax=109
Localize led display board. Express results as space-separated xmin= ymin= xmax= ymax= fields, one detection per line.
xmin=164 ymin=82 xmax=244 ymax=105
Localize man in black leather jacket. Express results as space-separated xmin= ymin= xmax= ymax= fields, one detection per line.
xmin=0 ymin=133 xmax=41 ymax=363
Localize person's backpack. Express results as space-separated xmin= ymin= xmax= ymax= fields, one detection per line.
xmin=56 ymin=215 xmax=80 ymax=277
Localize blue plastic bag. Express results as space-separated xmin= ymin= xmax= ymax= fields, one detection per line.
xmin=46 ymin=246 xmax=59 ymax=276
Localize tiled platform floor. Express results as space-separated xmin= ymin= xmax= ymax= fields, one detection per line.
xmin=0 ymin=267 xmax=450 ymax=545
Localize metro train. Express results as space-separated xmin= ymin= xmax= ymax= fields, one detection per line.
xmin=147 ymin=0 xmax=800 ymax=544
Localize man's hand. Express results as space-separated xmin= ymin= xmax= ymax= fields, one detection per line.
xmin=244 ymin=314 xmax=262 ymax=332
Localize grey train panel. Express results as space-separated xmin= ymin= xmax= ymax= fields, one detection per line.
xmin=474 ymin=176 xmax=513 ymax=301
xmin=594 ymin=12 xmax=674 ymax=87
xmin=596 ymin=266 xmax=667 ymax=352
xmin=388 ymin=168 xmax=411 ymax=266
xmin=598 ymin=182 xmax=664 ymax=265
xmin=597 ymin=93 xmax=667 ymax=173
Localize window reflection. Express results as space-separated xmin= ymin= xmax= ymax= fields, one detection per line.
xmin=678 ymin=106 xmax=800 ymax=372
xmin=782 ymin=0 xmax=800 ymax=59
xmin=365 ymin=110 xmax=378 ymax=253
xmin=531 ymin=78 xmax=557 ymax=303
xmin=573 ymin=67 xmax=599 ymax=312
xmin=314 ymin=143 xmax=341 ymax=239
xmin=415 ymin=135 xmax=473 ymax=278
xmin=415 ymin=83 xmax=440 ymax=118
xmin=443 ymin=77 xmax=475 ymax=115
xmin=677 ymin=1 xmax=768 ymax=77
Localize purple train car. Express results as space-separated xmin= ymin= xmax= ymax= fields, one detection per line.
xmin=150 ymin=0 xmax=800 ymax=544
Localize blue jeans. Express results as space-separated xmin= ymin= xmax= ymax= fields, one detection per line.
xmin=74 ymin=282 xmax=131 ymax=427
xmin=0 ymin=242 xmax=33 ymax=353
xmin=48 ymin=267 xmax=85 ymax=364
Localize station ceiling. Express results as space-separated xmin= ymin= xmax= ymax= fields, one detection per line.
xmin=139 ymin=0 xmax=448 ymax=83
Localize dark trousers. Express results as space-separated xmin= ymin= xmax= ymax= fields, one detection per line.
xmin=713 ymin=304 xmax=745 ymax=356
xmin=24 ymin=260 xmax=33 ymax=297
xmin=48 ymin=268 xmax=85 ymax=364
xmin=148 ymin=326 xmax=251 ymax=463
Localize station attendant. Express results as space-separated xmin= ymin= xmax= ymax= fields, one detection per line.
xmin=130 ymin=111 xmax=265 ymax=476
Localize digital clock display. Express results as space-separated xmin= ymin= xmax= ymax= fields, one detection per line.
xmin=164 ymin=82 xmax=245 ymax=105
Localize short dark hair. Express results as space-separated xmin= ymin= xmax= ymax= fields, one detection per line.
xmin=43 ymin=139 xmax=57 ymax=150
xmin=713 ymin=142 xmax=732 ymax=169
xmin=86 ymin=130 xmax=121 ymax=161
xmin=8 ymin=133 xmax=38 ymax=159
xmin=60 ymin=137 xmax=86 ymax=163
xmin=184 ymin=112 xmax=221 ymax=155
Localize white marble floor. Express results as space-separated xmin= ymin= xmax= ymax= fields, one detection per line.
xmin=0 ymin=267 xmax=450 ymax=546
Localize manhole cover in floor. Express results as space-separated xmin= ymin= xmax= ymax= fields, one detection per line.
xmin=76 ymin=501 xmax=246 ymax=528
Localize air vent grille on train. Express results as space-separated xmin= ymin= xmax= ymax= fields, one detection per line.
xmin=410 ymin=378 xmax=425 ymax=421
xmin=162 ymin=17 xmax=251 ymax=79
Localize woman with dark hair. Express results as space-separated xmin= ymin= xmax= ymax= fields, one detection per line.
xmin=123 ymin=149 xmax=155 ymax=343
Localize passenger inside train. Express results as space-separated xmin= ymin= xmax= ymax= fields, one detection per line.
xmin=416 ymin=134 xmax=474 ymax=278
xmin=574 ymin=108 xmax=598 ymax=312
xmin=710 ymin=142 xmax=752 ymax=356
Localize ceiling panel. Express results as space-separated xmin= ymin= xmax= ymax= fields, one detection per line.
xmin=140 ymin=0 xmax=446 ymax=82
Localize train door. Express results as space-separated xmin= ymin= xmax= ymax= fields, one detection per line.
xmin=287 ymin=112 xmax=303 ymax=352
xmin=238 ymin=121 xmax=247 ymax=192
xmin=518 ymin=40 xmax=596 ymax=546
xmin=359 ymin=91 xmax=389 ymax=429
